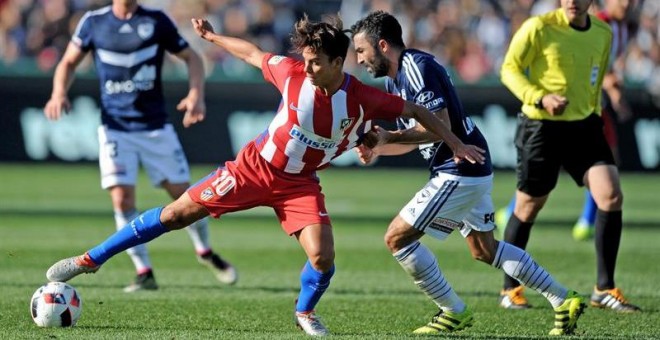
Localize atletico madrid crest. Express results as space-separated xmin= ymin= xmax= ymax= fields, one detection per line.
xmin=340 ymin=118 xmax=353 ymax=131
xmin=200 ymin=188 xmax=214 ymax=201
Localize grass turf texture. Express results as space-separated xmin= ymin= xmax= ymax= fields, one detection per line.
xmin=0 ymin=163 xmax=658 ymax=339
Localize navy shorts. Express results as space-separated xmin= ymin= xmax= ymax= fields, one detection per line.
xmin=515 ymin=113 xmax=615 ymax=197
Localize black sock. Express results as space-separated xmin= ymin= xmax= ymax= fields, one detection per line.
xmin=503 ymin=214 xmax=534 ymax=290
xmin=595 ymin=209 xmax=622 ymax=290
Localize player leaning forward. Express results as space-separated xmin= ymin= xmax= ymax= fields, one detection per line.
xmin=46 ymin=14 xmax=484 ymax=336
xmin=351 ymin=10 xmax=587 ymax=336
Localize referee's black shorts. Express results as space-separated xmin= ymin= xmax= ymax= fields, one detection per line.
xmin=515 ymin=113 xmax=615 ymax=197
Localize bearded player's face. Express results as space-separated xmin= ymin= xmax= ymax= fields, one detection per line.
xmin=353 ymin=32 xmax=390 ymax=78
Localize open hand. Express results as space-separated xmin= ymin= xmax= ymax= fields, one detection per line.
xmin=44 ymin=95 xmax=71 ymax=121
xmin=177 ymin=95 xmax=206 ymax=128
xmin=452 ymin=144 xmax=486 ymax=165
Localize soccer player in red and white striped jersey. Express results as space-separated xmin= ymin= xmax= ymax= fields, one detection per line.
xmin=256 ymin=52 xmax=405 ymax=174
xmin=45 ymin=14 xmax=485 ymax=336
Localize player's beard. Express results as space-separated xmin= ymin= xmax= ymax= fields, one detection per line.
xmin=368 ymin=49 xmax=390 ymax=78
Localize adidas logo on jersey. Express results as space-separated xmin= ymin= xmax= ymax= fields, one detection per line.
xmin=119 ymin=23 xmax=133 ymax=33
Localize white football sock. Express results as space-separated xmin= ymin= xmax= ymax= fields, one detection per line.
xmin=492 ymin=241 xmax=568 ymax=308
xmin=115 ymin=209 xmax=152 ymax=273
xmin=394 ymin=241 xmax=466 ymax=313
xmin=186 ymin=217 xmax=211 ymax=255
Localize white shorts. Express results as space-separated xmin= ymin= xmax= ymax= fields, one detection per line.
xmin=399 ymin=173 xmax=495 ymax=241
xmin=98 ymin=124 xmax=190 ymax=189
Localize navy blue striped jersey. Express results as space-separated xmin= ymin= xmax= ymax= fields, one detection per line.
xmin=73 ymin=6 xmax=189 ymax=131
xmin=385 ymin=49 xmax=492 ymax=177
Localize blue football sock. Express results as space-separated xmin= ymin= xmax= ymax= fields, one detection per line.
xmin=87 ymin=207 xmax=170 ymax=265
xmin=578 ymin=190 xmax=597 ymax=226
xmin=296 ymin=260 xmax=335 ymax=313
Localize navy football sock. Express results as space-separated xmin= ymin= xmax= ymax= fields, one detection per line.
xmin=595 ymin=210 xmax=622 ymax=289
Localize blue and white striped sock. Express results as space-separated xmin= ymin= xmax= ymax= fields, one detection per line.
xmin=394 ymin=241 xmax=465 ymax=313
xmin=492 ymin=241 xmax=567 ymax=308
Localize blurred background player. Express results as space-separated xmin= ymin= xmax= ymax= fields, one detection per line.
xmin=351 ymin=10 xmax=585 ymax=336
xmin=498 ymin=0 xmax=640 ymax=312
xmin=495 ymin=0 xmax=637 ymax=242
xmin=43 ymin=0 xmax=237 ymax=292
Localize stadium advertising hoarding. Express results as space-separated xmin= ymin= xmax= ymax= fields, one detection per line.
xmin=0 ymin=77 xmax=658 ymax=171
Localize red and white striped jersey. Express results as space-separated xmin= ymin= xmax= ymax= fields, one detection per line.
xmin=254 ymin=53 xmax=405 ymax=174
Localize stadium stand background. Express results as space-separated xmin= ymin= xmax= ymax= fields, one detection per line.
xmin=1 ymin=0 xmax=659 ymax=87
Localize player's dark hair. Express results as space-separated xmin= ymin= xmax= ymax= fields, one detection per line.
xmin=350 ymin=10 xmax=405 ymax=49
xmin=290 ymin=14 xmax=349 ymax=64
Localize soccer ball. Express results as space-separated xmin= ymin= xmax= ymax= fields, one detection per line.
xmin=30 ymin=282 xmax=82 ymax=327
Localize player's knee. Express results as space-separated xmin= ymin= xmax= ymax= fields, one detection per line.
xmin=598 ymin=189 xmax=623 ymax=210
xmin=470 ymin=248 xmax=495 ymax=264
xmin=111 ymin=194 xmax=135 ymax=212
xmin=385 ymin=232 xmax=420 ymax=254
xmin=514 ymin=202 xmax=543 ymax=222
xmin=109 ymin=186 xmax=136 ymax=211
xmin=468 ymin=241 xmax=496 ymax=264
xmin=617 ymin=190 xmax=624 ymax=206
xmin=610 ymin=189 xmax=623 ymax=209
xmin=383 ymin=231 xmax=393 ymax=251
xmin=384 ymin=218 xmax=421 ymax=253
xmin=384 ymin=228 xmax=405 ymax=253
xmin=159 ymin=205 xmax=189 ymax=230
xmin=384 ymin=234 xmax=406 ymax=254
xmin=308 ymin=250 xmax=335 ymax=272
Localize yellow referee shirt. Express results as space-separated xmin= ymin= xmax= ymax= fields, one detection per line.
xmin=501 ymin=8 xmax=612 ymax=121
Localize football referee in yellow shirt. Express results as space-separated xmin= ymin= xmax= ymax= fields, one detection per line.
xmin=498 ymin=0 xmax=640 ymax=312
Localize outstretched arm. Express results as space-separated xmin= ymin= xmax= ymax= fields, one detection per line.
xmin=191 ymin=18 xmax=267 ymax=69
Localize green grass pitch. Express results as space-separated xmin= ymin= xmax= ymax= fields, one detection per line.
xmin=0 ymin=163 xmax=658 ymax=339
